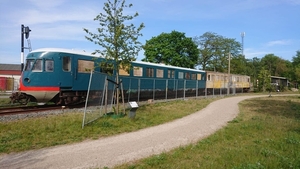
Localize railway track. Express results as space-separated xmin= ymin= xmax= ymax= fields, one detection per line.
xmin=0 ymin=105 xmax=66 ymax=116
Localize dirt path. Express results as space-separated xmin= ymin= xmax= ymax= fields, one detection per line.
xmin=0 ymin=95 xmax=263 ymax=169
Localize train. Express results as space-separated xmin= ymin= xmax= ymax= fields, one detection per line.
xmin=10 ymin=48 xmax=250 ymax=105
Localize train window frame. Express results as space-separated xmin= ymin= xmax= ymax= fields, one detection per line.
xmin=45 ymin=60 xmax=54 ymax=72
xmin=63 ymin=56 xmax=71 ymax=72
xmin=119 ymin=67 xmax=130 ymax=76
xmin=191 ymin=73 xmax=196 ymax=80
xmin=78 ymin=60 xmax=94 ymax=73
xmin=146 ymin=67 xmax=154 ymax=77
xmin=197 ymin=74 xmax=202 ymax=80
xmin=156 ymin=69 xmax=164 ymax=78
xmin=185 ymin=72 xmax=190 ymax=79
xmin=25 ymin=59 xmax=35 ymax=71
xmin=207 ymin=74 xmax=211 ymax=81
xmin=133 ymin=66 xmax=143 ymax=77
xmin=32 ymin=59 xmax=43 ymax=72
xmin=168 ymin=69 xmax=175 ymax=78
xmin=178 ymin=72 xmax=184 ymax=79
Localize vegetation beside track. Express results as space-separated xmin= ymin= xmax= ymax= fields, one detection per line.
xmin=116 ymin=96 xmax=300 ymax=169
xmin=0 ymin=97 xmax=216 ymax=154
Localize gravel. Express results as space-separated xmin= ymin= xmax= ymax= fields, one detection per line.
xmin=0 ymin=95 xmax=263 ymax=169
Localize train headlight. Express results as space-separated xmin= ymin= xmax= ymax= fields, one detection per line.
xmin=24 ymin=78 xmax=30 ymax=83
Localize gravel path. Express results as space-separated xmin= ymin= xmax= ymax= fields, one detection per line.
xmin=0 ymin=95 xmax=263 ymax=169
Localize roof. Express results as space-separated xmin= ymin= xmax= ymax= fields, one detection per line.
xmin=271 ymin=76 xmax=288 ymax=80
xmin=0 ymin=64 xmax=21 ymax=71
xmin=133 ymin=61 xmax=205 ymax=73
xmin=31 ymin=48 xmax=100 ymax=58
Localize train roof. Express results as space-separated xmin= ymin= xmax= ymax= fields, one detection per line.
xmin=30 ymin=48 xmax=100 ymax=58
xmin=132 ymin=61 xmax=205 ymax=72
xmin=206 ymin=71 xmax=250 ymax=77
xmin=30 ymin=48 xmax=205 ymax=73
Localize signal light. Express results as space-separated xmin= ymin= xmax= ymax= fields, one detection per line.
xmin=24 ymin=26 xmax=31 ymax=39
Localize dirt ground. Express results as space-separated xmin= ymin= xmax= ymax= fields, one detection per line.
xmin=0 ymin=95 xmax=263 ymax=169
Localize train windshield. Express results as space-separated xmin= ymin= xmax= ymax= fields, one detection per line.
xmin=25 ymin=59 xmax=43 ymax=71
xmin=25 ymin=59 xmax=34 ymax=71
xmin=32 ymin=59 xmax=42 ymax=71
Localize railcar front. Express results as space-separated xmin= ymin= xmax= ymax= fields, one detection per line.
xmin=12 ymin=49 xmax=61 ymax=104
xmin=11 ymin=48 xmax=103 ymax=105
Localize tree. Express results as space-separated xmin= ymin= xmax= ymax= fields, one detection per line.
xmin=193 ymin=32 xmax=242 ymax=72
xmin=291 ymin=50 xmax=300 ymax=85
xmin=193 ymin=32 xmax=221 ymax=70
xmin=142 ymin=31 xmax=199 ymax=68
xmin=84 ymin=0 xmax=145 ymax=114
xmin=257 ymin=68 xmax=271 ymax=92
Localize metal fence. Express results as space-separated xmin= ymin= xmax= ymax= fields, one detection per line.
xmin=103 ymin=74 xmax=239 ymax=103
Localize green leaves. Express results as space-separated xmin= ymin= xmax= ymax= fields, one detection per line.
xmin=84 ymin=0 xmax=144 ymax=72
xmin=143 ymin=31 xmax=199 ymax=69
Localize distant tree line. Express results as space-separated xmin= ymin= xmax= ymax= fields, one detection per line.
xmin=142 ymin=31 xmax=300 ymax=92
xmin=84 ymin=0 xmax=299 ymax=93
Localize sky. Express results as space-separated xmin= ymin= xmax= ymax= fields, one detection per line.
xmin=0 ymin=0 xmax=300 ymax=64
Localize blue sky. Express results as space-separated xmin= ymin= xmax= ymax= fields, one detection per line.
xmin=0 ymin=0 xmax=299 ymax=64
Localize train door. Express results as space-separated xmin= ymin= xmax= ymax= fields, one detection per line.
xmin=59 ymin=55 xmax=73 ymax=89
xmin=72 ymin=58 xmax=94 ymax=90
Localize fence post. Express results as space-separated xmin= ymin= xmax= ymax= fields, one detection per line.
xmin=196 ymin=80 xmax=198 ymax=98
xmin=165 ymin=79 xmax=168 ymax=100
xmin=153 ymin=79 xmax=155 ymax=101
xmin=138 ymin=79 xmax=140 ymax=103
xmin=176 ymin=80 xmax=178 ymax=99
xmin=128 ymin=78 xmax=131 ymax=102
xmin=183 ymin=80 xmax=186 ymax=100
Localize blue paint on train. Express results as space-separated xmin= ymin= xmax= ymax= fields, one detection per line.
xmin=16 ymin=48 xmax=249 ymax=105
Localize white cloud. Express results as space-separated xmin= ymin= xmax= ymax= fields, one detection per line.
xmin=266 ymin=40 xmax=291 ymax=46
xmin=287 ymin=0 xmax=300 ymax=5
xmin=28 ymin=0 xmax=66 ymax=9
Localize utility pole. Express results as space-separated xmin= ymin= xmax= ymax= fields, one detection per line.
xmin=241 ymin=32 xmax=245 ymax=56
xmin=227 ymin=52 xmax=231 ymax=95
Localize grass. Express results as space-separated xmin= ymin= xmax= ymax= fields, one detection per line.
xmin=0 ymin=97 xmax=215 ymax=154
xmin=115 ymin=96 xmax=300 ymax=169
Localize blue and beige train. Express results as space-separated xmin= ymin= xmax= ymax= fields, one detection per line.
xmin=12 ymin=48 xmax=250 ymax=105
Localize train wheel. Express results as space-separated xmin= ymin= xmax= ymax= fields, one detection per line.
xmin=18 ymin=97 xmax=30 ymax=105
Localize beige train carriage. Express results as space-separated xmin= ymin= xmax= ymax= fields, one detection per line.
xmin=206 ymin=71 xmax=250 ymax=92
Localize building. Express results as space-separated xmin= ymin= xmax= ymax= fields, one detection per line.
xmin=270 ymin=76 xmax=289 ymax=91
xmin=0 ymin=64 xmax=21 ymax=92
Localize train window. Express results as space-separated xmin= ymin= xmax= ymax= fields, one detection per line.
xmin=25 ymin=59 xmax=34 ymax=71
xmin=45 ymin=60 xmax=54 ymax=72
xmin=146 ymin=68 xmax=154 ymax=77
xmin=197 ymin=74 xmax=201 ymax=80
xmin=133 ymin=66 xmax=143 ymax=76
xmin=100 ymin=62 xmax=114 ymax=75
xmin=78 ymin=60 xmax=94 ymax=73
xmin=63 ymin=57 xmax=71 ymax=72
xmin=119 ymin=67 xmax=129 ymax=76
xmin=178 ymin=72 xmax=184 ymax=79
xmin=207 ymin=75 xmax=211 ymax=81
xmin=191 ymin=73 xmax=196 ymax=80
xmin=168 ymin=70 xmax=175 ymax=78
xmin=156 ymin=69 xmax=164 ymax=78
xmin=32 ymin=59 xmax=42 ymax=72
xmin=185 ymin=72 xmax=190 ymax=79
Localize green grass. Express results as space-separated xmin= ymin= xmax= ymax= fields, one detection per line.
xmin=0 ymin=98 xmax=215 ymax=154
xmin=115 ymin=96 xmax=300 ymax=169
